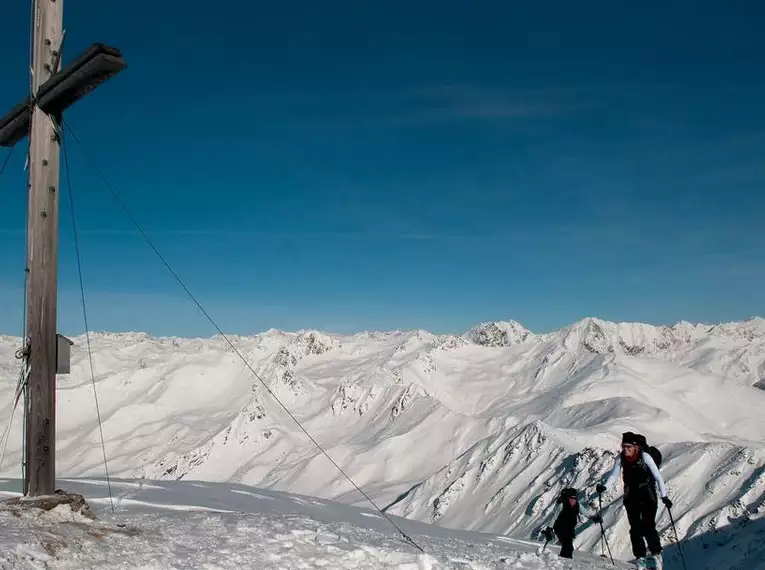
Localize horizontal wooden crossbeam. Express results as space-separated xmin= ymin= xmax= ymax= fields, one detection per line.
xmin=0 ymin=101 xmax=27 ymax=148
xmin=0 ymin=43 xmax=126 ymax=147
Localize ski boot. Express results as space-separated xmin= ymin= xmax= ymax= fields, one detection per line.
xmin=644 ymin=553 xmax=662 ymax=570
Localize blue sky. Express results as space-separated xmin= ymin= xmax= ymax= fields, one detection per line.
xmin=1 ymin=1 xmax=763 ymax=337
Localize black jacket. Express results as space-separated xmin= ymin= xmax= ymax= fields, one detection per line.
xmin=553 ymin=502 xmax=579 ymax=536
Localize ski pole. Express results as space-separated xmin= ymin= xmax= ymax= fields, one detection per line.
xmin=598 ymin=494 xmax=605 ymax=558
xmin=597 ymin=492 xmax=615 ymax=565
xmin=666 ymin=506 xmax=688 ymax=570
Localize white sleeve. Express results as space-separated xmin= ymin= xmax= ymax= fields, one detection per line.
xmin=642 ymin=452 xmax=668 ymax=498
xmin=603 ymin=457 xmax=621 ymax=491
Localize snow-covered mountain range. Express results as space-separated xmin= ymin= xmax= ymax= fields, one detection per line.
xmin=1 ymin=316 xmax=764 ymax=568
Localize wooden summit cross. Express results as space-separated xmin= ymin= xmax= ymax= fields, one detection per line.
xmin=0 ymin=0 xmax=126 ymax=497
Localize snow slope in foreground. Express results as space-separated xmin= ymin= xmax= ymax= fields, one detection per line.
xmin=0 ymin=478 xmax=627 ymax=570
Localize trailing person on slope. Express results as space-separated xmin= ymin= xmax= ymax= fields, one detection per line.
xmin=542 ymin=487 xmax=600 ymax=559
xmin=596 ymin=432 xmax=672 ymax=567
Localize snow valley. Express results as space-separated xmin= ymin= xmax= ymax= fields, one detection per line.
xmin=1 ymin=317 xmax=764 ymax=569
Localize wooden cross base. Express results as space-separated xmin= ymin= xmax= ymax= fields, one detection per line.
xmin=1 ymin=489 xmax=96 ymax=520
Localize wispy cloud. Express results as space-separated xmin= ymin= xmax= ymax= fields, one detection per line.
xmin=385 ymin=102 xmax=589 ymax=125
xmin=297 ymin=79 xmax=765 ymax=132
xmin=399 ymin=80 xmax=765 ymax=125
xmin=385 ymin=85 xmax=599 ymax=125
xmin=283 ymin=82 xmax=605 ymax=131
xmin=396 ymin=83 xmax=630 ymax=122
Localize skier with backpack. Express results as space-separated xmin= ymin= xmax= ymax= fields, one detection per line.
xmin=541 ymin=487 xmax=600 ymax=559
xmin=596 ymin=432 xmax=672 ymax=569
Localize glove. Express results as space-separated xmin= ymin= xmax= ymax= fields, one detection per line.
xmin=591 ymin=514 xmax=603 ymax=524
xmin=596 ymin=484 xmax=607 ymax=494
xmin=662 ymin=496 xmax=673 ymax=509
xmin=542 ymin=527 xmax=554 ymax=541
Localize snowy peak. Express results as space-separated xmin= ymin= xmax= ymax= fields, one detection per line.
xmin=709 ymin=317 xmax=765 ymax=341
xmin=393 ymin=329 xmax=471 ymax=354
xmin=257 ymin=329 xmax=339 ymax=357
xmin=430 ymin=334 xmax=471 ymax=352
xmin=464 ymin=320 xmax=534 ymax=347
xmin=392 ymin=330 xmax=438 ymax=355
xmin=531 ymin=318 xmax=765 ymax=388
xmin=555 ymin=317 xmax=710 ymax=356
xmin=271 ymin=331 xmax=336 ymax=367
xmin=292 ymin=330 xmax=339 ymax=355
xmin=559 ymin=318 xmax=614 ymax=354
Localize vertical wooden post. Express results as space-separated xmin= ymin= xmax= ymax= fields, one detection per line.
xmin=25 ymin=0 xmax=63 ymax=497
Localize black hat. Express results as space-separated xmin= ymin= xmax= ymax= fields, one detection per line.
xmin=622 ymin=432 xmax=640 ymax=445
xmin=558 ymin=487 xmax=579 ymax=503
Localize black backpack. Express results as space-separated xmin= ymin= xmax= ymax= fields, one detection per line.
xmin=647 ymin=445 xmax=662 ymax=468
